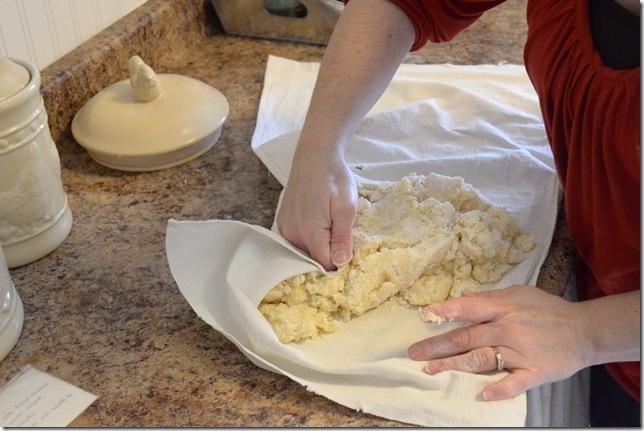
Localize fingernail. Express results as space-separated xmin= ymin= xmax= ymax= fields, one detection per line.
xmin=482 ymin=390 xmax=494 ymax=401
xmin=331 ymin=250 xmax=350 ymax=267
xmin=424 ymin=362 xmax=440 ymax=375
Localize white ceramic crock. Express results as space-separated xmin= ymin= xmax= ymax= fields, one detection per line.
xmin=0 ymin=57 xmax=73 ymax=268
xmin=0 ymin=243 xmax=23 ymax=361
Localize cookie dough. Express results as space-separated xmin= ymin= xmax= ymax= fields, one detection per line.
xmin=260 ymin=173 xmax=535 ymax=343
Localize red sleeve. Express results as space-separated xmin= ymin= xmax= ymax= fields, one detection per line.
xmin=383 ymin=0 xmax=508 ymax=50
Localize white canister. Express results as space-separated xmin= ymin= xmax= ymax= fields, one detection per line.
xmin=0 ymin=244 xmax=23 ymax=361
xmin=0 ymin=57 xmax=73 ymax=268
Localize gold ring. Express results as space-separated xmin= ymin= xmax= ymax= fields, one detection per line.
xmin=492 ymin=346 xmax=505 ymax=372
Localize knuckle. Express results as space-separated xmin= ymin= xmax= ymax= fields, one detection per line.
xmin=458 ymin=298 xmax=482 ymax=319
xmin=468 ymin=349 xmax=489 ymax=370
xmin=456 ymin=349 xmax=489 ymax=373
xmin=332 ymin=197 xmax=358 ymax=214
xmin=451 ymin=329 xmax=474 ymax=350
xmin=330 ymin=233 xmax=353 ymax=246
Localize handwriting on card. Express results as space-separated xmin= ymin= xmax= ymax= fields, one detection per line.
xmin=0 ymin=365 xmax=97 ymax=427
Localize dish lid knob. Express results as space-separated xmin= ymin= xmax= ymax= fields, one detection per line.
xmin=128 ymin=56 xmax=162 ymax=103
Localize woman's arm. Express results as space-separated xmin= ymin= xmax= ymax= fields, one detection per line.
xmin=584 ymin=289 xmax=640 ymax=364
xmin=276 ymin=0 xmax=415 ymax=270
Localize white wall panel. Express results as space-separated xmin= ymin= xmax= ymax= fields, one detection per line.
xmin=0 ymin=1 xmax=30 ymax=59
xmin=47 ymin=0 xmax=82 ymax=59
xmin=0 ymin=0 xmax=147 ymax=70
xmin=71 ymin=1 xmax=100 ymax=42
xmin=96 ymin=1 xmax=121 ymax=30
xmin=22 ymin=0 xmax=58 ymax=69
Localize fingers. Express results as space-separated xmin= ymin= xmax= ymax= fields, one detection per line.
xmin=416 ymin=295 xmax=502 ymax=329
xmin=277 ymin=212 xmax=351 ymax=271
xmin=277 ymin=202 xmax=355 ymax=271
xmin=276 ymin=156 xmax=357 ymax=271
xmin=424 ymin=346 xmax=500 ymax=375
xmin=330 ymin=238 xmax=353 ymax=268
xmin=307 ymin=228 xmax=335 ymax=271
xmin=407 ymin=286 xmax=581 ymax=402
xmin=329 ymin=208 xmax=355 ymax=268
xmin=408 ymin=322 xmax=497 ymax=360
xmin=422 ymin=345 xmax=538 ymax=402
xmin=421 ymin=347 xmax=541 ymax=401
xmin=409 ymin=287 xmax=529 ymax=361
xmin=417 ymin=286 xmax=525 ymax=326
xmin=277 ymin=211 xmax=333 ymax=270
xmin=482 ymin=370 xmax=539 ymax=401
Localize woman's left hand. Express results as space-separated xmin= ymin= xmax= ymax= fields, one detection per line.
xmin=407 ymin=285 xmax=592 ymax=401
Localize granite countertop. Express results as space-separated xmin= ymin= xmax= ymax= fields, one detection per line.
xmin=0 ymin=0 xmax=575 ymax=426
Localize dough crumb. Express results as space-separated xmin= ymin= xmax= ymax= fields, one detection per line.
xmin=419 ymin=307 xmax=443 ymax=324
xmin=261 ymin=173 xmax=535 ymax=343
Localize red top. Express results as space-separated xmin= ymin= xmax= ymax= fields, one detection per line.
xmin=385 ymin=0 xmax=641 ymax=399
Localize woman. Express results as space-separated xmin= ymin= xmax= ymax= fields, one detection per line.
xmin=276 ymin=0 xmax=640 ymax=426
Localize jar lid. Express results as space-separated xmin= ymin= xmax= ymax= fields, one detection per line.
xmin=0 ymin=57 xmax=30 ymax=102
xmin=71 ymin=56 xmax=229 ymax=171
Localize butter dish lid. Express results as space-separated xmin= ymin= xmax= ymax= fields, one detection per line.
xmin=0 ymin=57 xmax=30 ymax=101
xmin=71 ymin=56 xmax=229 ymax=171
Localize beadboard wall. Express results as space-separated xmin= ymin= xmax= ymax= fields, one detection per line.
xmin=0 ymin=0 xmax=148 ymax=70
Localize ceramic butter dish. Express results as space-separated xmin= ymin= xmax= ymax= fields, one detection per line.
xmin=72 ymin=56 xmax=229 ymax=171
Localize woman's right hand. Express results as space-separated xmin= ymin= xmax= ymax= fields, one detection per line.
xmin=275 ymin=0 xmax=415 ymax=270
xmin=277 ymin=148 xmax=357 ymax=271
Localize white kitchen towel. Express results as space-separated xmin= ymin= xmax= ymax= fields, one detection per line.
xmin=166 ymin=219 xmax=528 ymax=427
xmin=165 ymin=56 xmax=587 ymax=426
xmin=252 ymin=56 xmax=555 ymax=189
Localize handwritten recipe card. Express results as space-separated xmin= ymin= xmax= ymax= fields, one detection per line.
xmin=0 ymin=365 xmax=97 ymax=427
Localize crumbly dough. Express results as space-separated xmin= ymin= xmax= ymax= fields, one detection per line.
xmin=260 ymin=173 xmax=535 ymax=343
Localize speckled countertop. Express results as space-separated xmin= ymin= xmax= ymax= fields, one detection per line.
xmin=0 ymin=0 xmax=575 ymax=426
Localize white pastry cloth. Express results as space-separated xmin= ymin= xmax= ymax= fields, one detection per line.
xmin=166 ymin=56 xmax=590 ymax=427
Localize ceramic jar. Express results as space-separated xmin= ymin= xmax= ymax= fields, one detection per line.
xmin=0 ymin=57 xmax=72 ymax=268
xmin=0 ymin=242 xmax=23 ymax=361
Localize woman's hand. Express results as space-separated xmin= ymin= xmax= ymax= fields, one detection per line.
xmin=277 ymin=149 xmax=357 ymax=271
xmin=407 ymin=285 xmax=594 ymax=401
xmin=273 ymin=0 xmax=415 ymax=271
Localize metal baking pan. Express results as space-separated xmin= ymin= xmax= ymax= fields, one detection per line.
xmin=211 ymin=0 xmax=344 ymax=45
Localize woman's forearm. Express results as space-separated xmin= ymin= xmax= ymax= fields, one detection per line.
xmin=278 ymin=0 xmax=416 ymax=270
xmin=294 ymin=0 xmax=415 ymax=160
xmin=582 ymin=289 xmax=641 ymax=365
